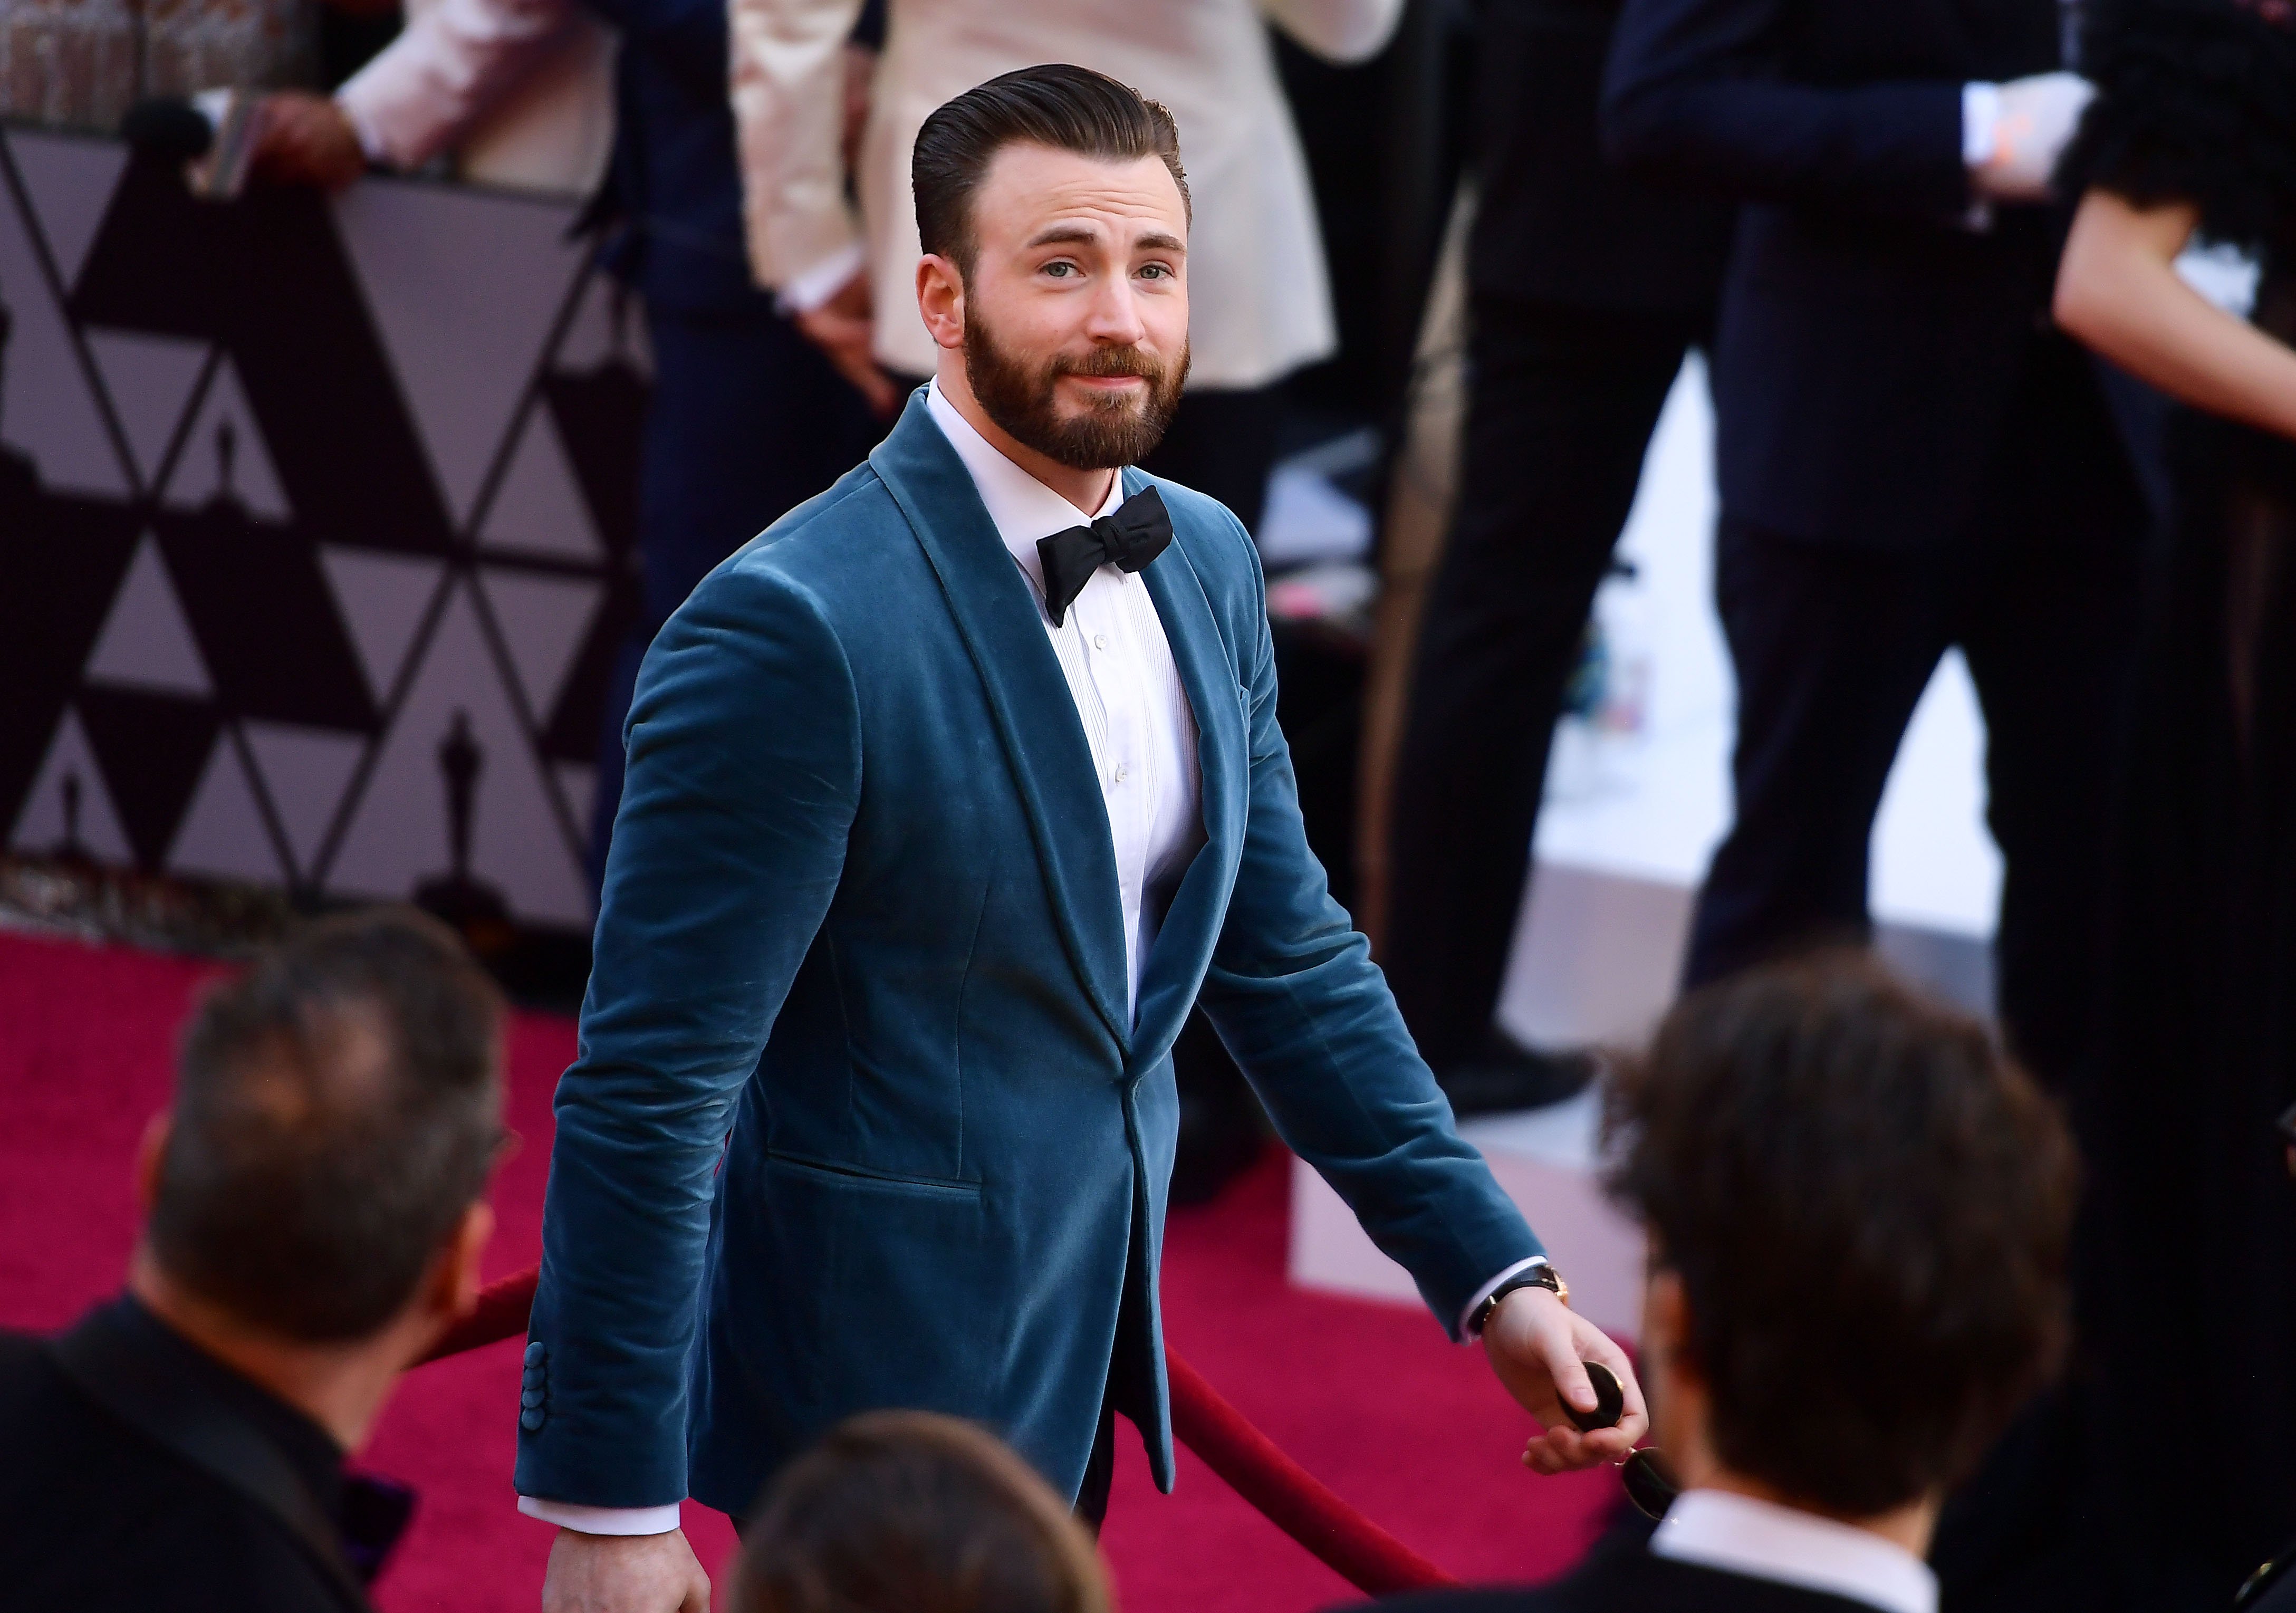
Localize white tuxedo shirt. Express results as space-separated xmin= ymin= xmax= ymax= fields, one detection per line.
xmin=728 ymin=0 xmax=1404 ymax=387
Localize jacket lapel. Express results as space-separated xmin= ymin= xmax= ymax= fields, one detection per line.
xmin=868 ymin=400 xmax=1131 ymax=1046
xmin=1130 ymin=470 xmax=1248 ymax=1067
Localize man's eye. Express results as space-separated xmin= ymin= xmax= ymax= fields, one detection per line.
xmin=1139 ymin=264 xmax=1172 ymax=280
xmin=1044 ymin=262 xmax=1077 ymax=278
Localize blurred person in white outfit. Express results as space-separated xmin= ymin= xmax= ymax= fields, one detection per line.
xmin=249 ymin=0 xmax=618 ymax=194
xmin=730 ymin=0 xmax=1402 ymax=534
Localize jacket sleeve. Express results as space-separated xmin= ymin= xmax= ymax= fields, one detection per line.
xmin=729 ymin=0 xmax=866 ymax=295
xmin=1193 ymin=524 xmax=1542 ymax=1339
xmin=514 ymin=562 xmax=861 ymax=1509
xmin=1599 ymin=0 xmax=1970 ymax=217
xmin=334 ymin=0 xmax=580 ymax=170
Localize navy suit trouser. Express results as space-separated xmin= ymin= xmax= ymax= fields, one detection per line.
xmin=1386 ymin=294 xmax=1707 ymax=1070
xmin=589 ymin=299 xmax=883 ymax=890
xmin=1681 ymin=332 xmax=2147 ymax=1090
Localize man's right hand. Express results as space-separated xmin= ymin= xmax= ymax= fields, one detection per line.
xmin=249 ymin=92 xmax=366 ymax=191
xmin=542 ymin=1528 xmax=710 ymax=1613
xmin=794 ymin=271 xmax=900 ymax=418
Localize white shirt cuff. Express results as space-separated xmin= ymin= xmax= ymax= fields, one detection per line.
xmin=517 ymin=1497 xmax=684 ymax=1535
xmin=1960 ymin=82 xmax=2002 ymax=168
xmin=777 ymin=241 xmax=867 ymax=315
xmin=1458 ymin=1255 xmax=1551 ymax=1341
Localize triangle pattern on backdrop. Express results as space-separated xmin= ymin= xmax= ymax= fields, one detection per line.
xmin=169 ymin=733 xmax=287 ymax=885
xmin=478 ymin=405 xmax=604 ymax=561
xmin=325 ymin=581 xmax=592 ymax=926
xmin=82 ymin=328 xmax=210 ymax=492
xmin=332 ymin=179 xmax=590 ymax=531
xmin=6 ymin=131 xmax=129 ymax=292
xmin=318 ymin=547 xmax=449 ymax=707
xmin=85 ymin=533 xmax=214 ymax=697
xmin=7 ymin=707 xmax=135 ymax=863
xmin=479 ymin=568 xmax=604 ymax=721
xmin=0 ymin=161 xmax=128 ymax=499
xmin=242 ymin=720 xmax=368 ymax=880
xmin=163 ymin=354 xmax=292 ymax=522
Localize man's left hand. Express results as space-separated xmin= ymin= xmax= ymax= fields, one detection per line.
xmin=1481 ymin=1286 xmax=1648 ymax=1473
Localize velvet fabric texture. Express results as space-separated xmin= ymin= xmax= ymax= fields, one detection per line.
xmin=513 ymin=392 xmax=1541 ymax=1519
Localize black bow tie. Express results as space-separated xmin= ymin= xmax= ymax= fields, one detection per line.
xmin=1035 ymin=486 xmax=1173 ymax=627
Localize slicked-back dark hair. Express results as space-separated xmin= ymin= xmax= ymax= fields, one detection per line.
xmin=150 ymin=908 xmax=505 ymax=1341
xmin=1606 ymin=954 xmax=2077 ymax=1515
xmin=912 ymin=64 xmax=1189 ymax=277
xmin=735 ymin=1410 xmax=1108 ymax=1613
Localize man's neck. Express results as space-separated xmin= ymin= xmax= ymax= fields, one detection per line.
xmin=934 ymin=359 xmax=1117 ymax=516
xmin=128 ymin=1249 xmax=408 ymax=1453
xmin=1697 ymin=1469 xmax=1938 ymax=1559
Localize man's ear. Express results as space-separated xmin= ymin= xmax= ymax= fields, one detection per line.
xmin=430 ymin=1199 xmax=495 ymax=1322
xmin=915 ymin=252 xmax=966 ymax=351
xmin=135 ymin=1111 xmax=173 ymax=1216
xmin=1643 ymin=1268 xmax=1692 ymax=1372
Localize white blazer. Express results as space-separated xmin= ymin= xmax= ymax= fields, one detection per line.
xmin=335 ymin=0 xmax=617 ymax=197
xmin=731 ymin=0 xmax=1402 ymax=388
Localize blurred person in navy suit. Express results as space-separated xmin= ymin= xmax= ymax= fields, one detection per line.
xmin=1601 ymin=0 xmax=2151 ymax=1601
xmin=1601 ymin=0 xmax=2148 ymax=1096
xmin=1380 ymin=0 xmax=1737 ymax=1115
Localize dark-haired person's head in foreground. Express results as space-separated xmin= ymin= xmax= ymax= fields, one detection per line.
xmin=0 ymin=908 xmax=505 ymax=1610
xmin=911 ymin=64 xmax=1190 ymax=502
xmin=1381 ymin=955 xmax=2077 ymax=1613
xmin=735 ymin=1411 xmax=1110 ymax=1613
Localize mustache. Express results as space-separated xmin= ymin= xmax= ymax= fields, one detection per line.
xmin=1049 ymin=346 xmax=1167 ymax=382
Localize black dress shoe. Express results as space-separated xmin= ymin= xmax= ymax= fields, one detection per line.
xmin=1434 ymin=1032 xmax=1599 ymax=1118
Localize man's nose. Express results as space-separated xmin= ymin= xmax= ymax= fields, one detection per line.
xmin=1081 ymin=276 xmax=1148 ymax=343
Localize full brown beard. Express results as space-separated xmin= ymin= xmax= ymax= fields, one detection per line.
xmin=963 ymin=308 xmax=1189 ymax=471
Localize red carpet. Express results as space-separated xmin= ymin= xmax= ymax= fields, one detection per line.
xmin=0 ymin=928 xmax=1612 ymax=1610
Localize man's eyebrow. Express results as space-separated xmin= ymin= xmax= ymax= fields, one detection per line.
xmin=1024 ymin=224 xmax=1102 ymax=248
xmin=1021 ymin=224 xmax=1188 ymax=253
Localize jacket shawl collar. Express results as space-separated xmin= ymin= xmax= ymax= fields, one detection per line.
xmin=1126 ymin=467 xmax=1247 ymax=1073
xmin=868 ymin=398 xmax=1132 ymax=1045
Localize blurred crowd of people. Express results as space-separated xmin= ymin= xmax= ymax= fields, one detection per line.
xmin=2 ymin=0 xmax=2292 ymax=1606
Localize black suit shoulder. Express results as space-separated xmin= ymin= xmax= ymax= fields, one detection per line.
xmin=0 ymin=1329 xmax=354 ymax=1611
xmin=1373 ymin=1547 xmax=1894 ymax=1613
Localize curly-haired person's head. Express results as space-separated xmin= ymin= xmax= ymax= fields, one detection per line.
xmin=1606 ymin=953 xmax=2078 ymax=1520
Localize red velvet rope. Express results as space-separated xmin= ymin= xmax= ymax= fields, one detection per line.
xmin=419 ymin=1266 xmax=1456 ymax=1595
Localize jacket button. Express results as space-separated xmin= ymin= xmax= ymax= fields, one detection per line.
xmin=520 ymin=1406 xmax=546 ymax=1433
xmin=524 ymin=1341 xmax=545 ymax=1366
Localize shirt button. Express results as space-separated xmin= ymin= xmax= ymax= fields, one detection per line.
xmin=1093 ymin=633 xmax=1108 ymax=651
xmin=1113 ymin=763 xmax=1129 ymax=784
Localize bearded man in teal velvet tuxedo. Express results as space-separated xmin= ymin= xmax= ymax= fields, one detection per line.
xmin=516 ymin=63 xmax=1650 ymax=1612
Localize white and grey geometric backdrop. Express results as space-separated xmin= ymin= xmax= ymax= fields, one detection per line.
xmin=1 ymin=123 xmax=646 ymax=929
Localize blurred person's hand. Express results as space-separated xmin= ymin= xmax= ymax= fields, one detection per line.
xmin=796 ymin=270 xmax=900 ymax=417
xmin=542 ymin=1528 xmax=710 ymax=1613
xmin=1971 ymin=72 xmax=2095 ymax=203
xmin=1482 ymin=1286 xmax=1650 ymax=1474
xmin=251 ymin=92 xmax=366 ymax=191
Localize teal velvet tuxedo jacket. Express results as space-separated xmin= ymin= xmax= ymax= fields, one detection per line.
xmin=513 ymin=395 xmax=1543 ymax=1518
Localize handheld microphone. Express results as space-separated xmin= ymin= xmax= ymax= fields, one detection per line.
xmin=118 ymin=90 xmax=258 ymax=199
